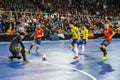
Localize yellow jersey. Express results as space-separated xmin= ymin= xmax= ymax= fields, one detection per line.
xmin=71 ymin=26 xmax=80 ymax=39
xmin=81 ymin=27 xmax=88 ymax=40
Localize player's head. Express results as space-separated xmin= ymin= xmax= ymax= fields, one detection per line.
xmin=82 ymin=24 xmax=88 ymax=30
xmin=69 ymin=22 xmax=74 ymax=28
xmin=36 ymin=24 xmax=41 ymax=29
xmin=104 ymin=23 xmax=109 ymax=30
xmin=19 ymin=32 xmax=25 ymax=39
xmin=82 ymin=25 xmax=86 ymax=29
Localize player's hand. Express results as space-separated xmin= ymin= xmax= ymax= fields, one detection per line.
xmin=108 ymin=36 xmax=112 ymax=40
xmin=77 ymin=38 xmax=80 ymax=42
xmin=25 ymin=48 xmax=29 ymax=54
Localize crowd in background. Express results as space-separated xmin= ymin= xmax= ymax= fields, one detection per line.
xmin=0 ymin=0 xmax=120 ymax=40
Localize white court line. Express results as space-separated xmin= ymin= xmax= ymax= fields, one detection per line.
xmin=0 ymin=56 xmax=97 ymax=80
xmin=30 ymin=60 xmax=97 ymax=80
xmin=0 ymin=56 xmax=8 ymax=58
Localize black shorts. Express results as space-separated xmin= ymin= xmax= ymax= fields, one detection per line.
xmin=9 ymin=46 xmax=20 ymax=56
xmin=101 ymin=40 xmax=111 ymax=47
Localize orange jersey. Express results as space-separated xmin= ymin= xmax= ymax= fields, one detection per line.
xmin=104 ymin=28 xmax=114 ymax=42
xmin=34 ymin=29 xmax=44 ymax=40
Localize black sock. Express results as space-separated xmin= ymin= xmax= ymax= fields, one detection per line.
xmin=100 ymin=48 xmax=107 ymax=56
xmin=29 ymin=45 xmax=33 ymax=51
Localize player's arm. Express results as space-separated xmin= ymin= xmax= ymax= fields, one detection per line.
xmin=85 ymin=29 xmax=88 ymax=41
xmin=69 ymin=29 xmax=73 ymax=42
xmin=19 ymin=39 xmax=29 ymax=53
xmin=19 ymin=39 xmax=25 ymax=49
xmin=30 ymin=33 xmax=35 ymax=38
xmin=109 ymin=29 xmax=115 ymax=39
xmin=77 ymin=28 xmax=81 ymax=41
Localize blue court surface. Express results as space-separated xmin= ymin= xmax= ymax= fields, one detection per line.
xmin=0 ymin=39 xmax=120 ymax=80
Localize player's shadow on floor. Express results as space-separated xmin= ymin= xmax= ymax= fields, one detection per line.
xmin=70 ymin=60 xmax=83 ymax=70
xmin=97 ymin=61 xmax=115 ymax=75
xmin=7 ymin=61 xmax=25 ymax=69
xmin=70 ymin=60 xmax=79 ymax=65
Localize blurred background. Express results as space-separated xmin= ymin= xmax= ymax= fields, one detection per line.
xmin=0 ymin=0 xmax=120 ymax=41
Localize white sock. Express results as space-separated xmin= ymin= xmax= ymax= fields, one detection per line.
xmin=81 ymin=45 xmax=85 ymax=54
xmin=74 ymin=47 xmax=78 ymax=56
xmin=70 ymin=47 xmax=75 ymax=53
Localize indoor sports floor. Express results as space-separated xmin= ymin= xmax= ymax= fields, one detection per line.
xmin=0 ymin=39 xmax=120 ymax=80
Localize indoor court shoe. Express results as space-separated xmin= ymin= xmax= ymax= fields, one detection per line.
xmin=8 ymin=56 xmax=13 ymax=61
xmin=105 ymin=52 xmax=108 ymax=58
xmin=102 ymin=53 xmax=108 ymax=61
xmin=23 ymin=60 xmax=30 ymax=64
xmin=102 ymin=56 xmax=107 ymax=61
xmin=73 ymin=56 xmax=79 ymax=59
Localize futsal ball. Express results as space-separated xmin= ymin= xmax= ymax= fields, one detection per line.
xmin=42 ymin=54 xmax=47 ymax=61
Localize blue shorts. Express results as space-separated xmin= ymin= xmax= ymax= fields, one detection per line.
xmin=101 ymin=40 xmax=110 ymax=47
xmin=71 ymin=39 xmax=79 ymax=46
xmin=34 ymin=39 xmax=41 ymax=45
xmin=79 ymin=39 xmax=87 ymax=45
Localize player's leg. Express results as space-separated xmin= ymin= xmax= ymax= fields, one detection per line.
xmin=99 ymin=45 xmax=108 ymax=60
xmin=69 ymin=44 xmax=74 ymax=52
xmin=99 ymin=40 xmax=110 ymax=60
xmin=29 ymin=40 xmax=35 ymax=53
xmin=73 ymin=43 xmax=79 ymax=59
xmin=69 ymin=39 xmax=79 ymax=59
xmin=69 ymin=39 xmax=77 ymax=52
xmin=80 ymin=39 xmax=87 ymax=55
xmin=20 ymin=48 xmax=29 ymax=63
xmin=35 ymin=40 xmax=41 ymax=52
xmin=81 ymin=44 xmax=85 ymax=55
xmin=9 ymin=47 xmax=21 ymax=61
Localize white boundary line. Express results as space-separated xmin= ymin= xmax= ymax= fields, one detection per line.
xmin=30 ymin=60 xmax=97 ymax=80
xmin=0 ymin=56 xmax=97 ymax=80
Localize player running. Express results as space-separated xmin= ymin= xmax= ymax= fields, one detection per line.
xmin=29 ymin=24 xmax=44 ymax=53
xmin=79 ymin=25 xmax=88 ymax=55
xmin=99 ymin=23 xmax=115 ymax=60
xmin=69 ymin=23 xmax=81 ymax=59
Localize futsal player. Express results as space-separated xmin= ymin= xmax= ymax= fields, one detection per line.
xmin=99 ymin=23 xmax=115 ymax=60
xmin=9 ymin=32 xmax=29 ymax=63
xmin=29 ymin=24 xmax=44 ymax=53
xmin=69 ymin=23 xmax=81 ymax=59
xmin=79 ymin=25 xmax=88 ymax=55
